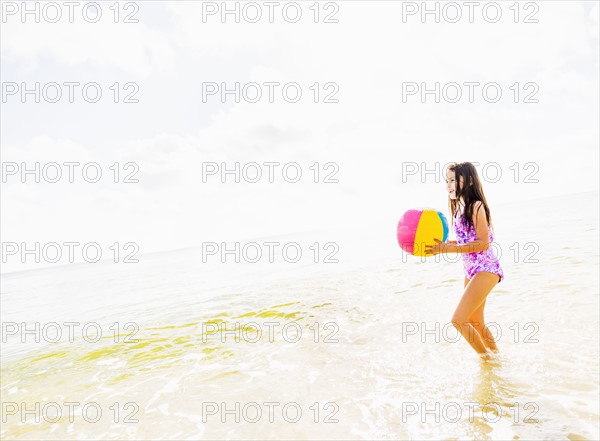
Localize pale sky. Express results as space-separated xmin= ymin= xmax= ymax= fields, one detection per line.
xmin=1 ymin=0 xmax=598 ymax=273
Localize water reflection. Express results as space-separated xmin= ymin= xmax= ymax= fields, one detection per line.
xmin=463 ymin=355 xmax=528 ymax=440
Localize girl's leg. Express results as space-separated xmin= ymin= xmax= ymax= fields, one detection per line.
xmin=452 ymin=272 xmax=499 ymax=355
xmin=469 ymin=299 xmax=499 ymax=352
xmin=463 ymin=276 xmax=499 ymax=352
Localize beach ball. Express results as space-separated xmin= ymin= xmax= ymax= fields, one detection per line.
xmin=397 ymin=208 xmax=449 ymax=257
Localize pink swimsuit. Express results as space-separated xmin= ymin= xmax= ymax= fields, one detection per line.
xmin=453 ymin=208 xmax=504 ymax=283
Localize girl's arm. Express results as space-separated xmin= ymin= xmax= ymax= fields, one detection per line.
xmin=445 ymin=202 xmax=490 ymax=254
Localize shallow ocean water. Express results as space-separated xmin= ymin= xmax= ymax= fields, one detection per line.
xmin=1 ymin=191 xmax=598 ymax=440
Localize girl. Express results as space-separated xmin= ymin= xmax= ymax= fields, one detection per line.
xmin=424 ymin=162 xmax=504 ymax=360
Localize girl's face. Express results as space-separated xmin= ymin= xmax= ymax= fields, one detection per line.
xmin=445 ymin=171 xmax=457 ymax=199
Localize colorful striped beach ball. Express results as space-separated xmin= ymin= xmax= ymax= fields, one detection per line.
xmin=397 ymin=208 xmax=449 ymax=257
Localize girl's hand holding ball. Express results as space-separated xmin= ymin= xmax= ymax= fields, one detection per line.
xmin=424 ymin=238 xmax=445 ymax=256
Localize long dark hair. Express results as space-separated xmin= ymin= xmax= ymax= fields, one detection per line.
xmin=447 ymin=162 xmax=494 ymax=233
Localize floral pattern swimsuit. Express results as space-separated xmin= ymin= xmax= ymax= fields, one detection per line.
xmin=453 ymin=208 xmax=504 ymax=283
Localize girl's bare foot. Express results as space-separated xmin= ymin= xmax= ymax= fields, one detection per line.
xmin=479 ymin=350 xmax=492 ymax=361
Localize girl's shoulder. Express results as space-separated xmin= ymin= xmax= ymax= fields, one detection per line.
xmin=472 ymin=200 xmax=484 ymax=214
xmin=467 ymin=200 xmax=486 ymax=222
